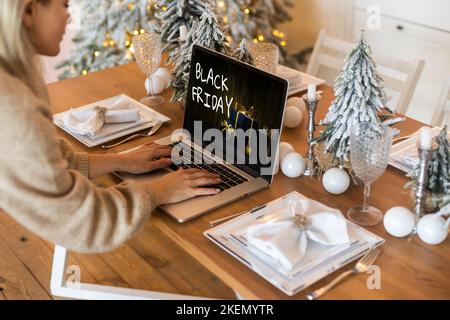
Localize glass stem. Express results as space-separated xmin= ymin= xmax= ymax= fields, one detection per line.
xmin=363 ymin=183 xmax=371 ymax=212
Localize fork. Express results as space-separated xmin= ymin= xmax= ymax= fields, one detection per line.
xmin=306 ymin=248 xmax=381 ymax=300
xmin=102 ymin=120 xmax=164 ymax=149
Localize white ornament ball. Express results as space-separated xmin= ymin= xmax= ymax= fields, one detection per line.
xmin=417 ymin=214 xmax=448 ymax=245
xmin=154 ymin=67 xmax=171 ymax=86
xmin=287 ymin=97 xmax=306 ymax=114
xmin=322 ymin=168 xmax=350 ymax=195
xmin=145 ymin=74 xmax=166 ymax=95
xmin=279 ymin=142 xmax=295 ymax=161
xmin=281 ymin=152 xmax=305 ymax=178
xmin=284 ymin=106 xmax=303 ymax=128
xmin=383 ymin=207 xmax=416 ymax=238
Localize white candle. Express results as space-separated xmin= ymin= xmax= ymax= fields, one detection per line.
xmin=307 ymin=84 xmax=316 ymax=101
xmin=420 ymin=127 xmax=432 ymax=150
xmin=179 ymin=25 xmax=187 ymax=41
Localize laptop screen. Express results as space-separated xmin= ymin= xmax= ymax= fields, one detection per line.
xmin=183 ymin=45 xmax=288 ymax=183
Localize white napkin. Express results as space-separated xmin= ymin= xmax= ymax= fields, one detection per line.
xmin=402 ymin=149 xmax=419 ymax=168
xmin=247 ymin=199 xmax=350 ymax=271
xmin=62 ymin=96 xmax=141 ymax=136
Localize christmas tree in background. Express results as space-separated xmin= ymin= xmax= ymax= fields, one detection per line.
xmin=58 ymin=0 xmax=304 ymax=80
xmin=215 ymin=0 xmax=294 ymax=64
xmin=232 ymin=39 xmax=254 ymax=64
xmin=57 ymin=0 xmax=157 ymax=79
xmin=215 ymin=0 xmax=254 ymax=44
xmin=249 ymin=0 xmax=293 ymax=63
xmin=155 ymin=0 xmax=210 ymax=65
xmin=170 ymin=4 xmax=229 ymax=103
xmin=314 ymin=31 xmax=403 ymax=167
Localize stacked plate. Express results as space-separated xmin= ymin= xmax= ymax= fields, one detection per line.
xmin=389 ymin=127 xmax=445 ymax=173
xmin=276 ymin=65 xmax=326 ymax=96
xmin=204 ymin=191 xmax=384 ymax=296
xmin=53 ymin=94 xmax=171 ymax=147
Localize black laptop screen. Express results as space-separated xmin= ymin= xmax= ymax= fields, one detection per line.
xmin=183 ymin=45 xmax=288 ymax=182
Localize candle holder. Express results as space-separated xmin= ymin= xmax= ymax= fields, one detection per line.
xmin=413 ymin=141 xmax=438 ymax=221
xmin=302 ymin=93 xmax=321 ymax=177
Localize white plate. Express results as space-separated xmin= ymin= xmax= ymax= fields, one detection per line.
xmin=277 ymin=65 xmax=326 ymax=96
xmin=389 ymin=127 xmax=445 ymax=173
xmin=53 ymin=94 xmax=171 ymax=147
xmin=204 ymin=191 xmax=384 ymax=296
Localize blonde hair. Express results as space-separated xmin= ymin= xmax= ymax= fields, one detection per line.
xmin=0 ymin=0 xmax=49 ymax=99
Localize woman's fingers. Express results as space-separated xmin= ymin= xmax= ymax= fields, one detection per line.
xmin=192 ymin=187 xmax=221 ymax=196
xmin=182 ymin=168 xmax=220 ymax=179
xmin=150 ymin=147 xmax=172 ymax=159
xmin=188 ymin=177 xmax=222 ymax=187
xmin=149 ymin=158 xmax=172 ymax=171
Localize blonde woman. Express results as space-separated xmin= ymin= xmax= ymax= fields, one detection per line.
xmin=0 ymin=0 xmax=221 ymax=252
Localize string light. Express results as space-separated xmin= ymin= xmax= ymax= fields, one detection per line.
xmin=244 ymin=8 xmax=250 ymax=14
xmin=94 ymin=51 xmax=100 ymax=57
xmin=280 ymin=40 xmax=286 ymax=46
xmin=258 ymin=35 xmax=264 ymax=41
xmin=82 ymin=70 xmax=88 ymax=76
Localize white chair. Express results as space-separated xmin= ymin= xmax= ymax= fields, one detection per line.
xmin=430 ymin=75 xmax=450 ymax=126
xmin=50 ymin=245 xmax=210 ymax=300
xmin=306 ymin=29 xmax=425 ymax=115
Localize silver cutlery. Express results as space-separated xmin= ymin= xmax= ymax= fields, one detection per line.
xmin=392 ymin=134 xmax=417 ymax=144
xmin=208 ymin=204 xmax=267 ymax=228
xmin=306 ymin=248 xmax=381 ymax=300
xmin=101 ymin=120 xmax=164 ymax=149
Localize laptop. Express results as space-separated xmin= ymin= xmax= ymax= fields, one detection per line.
xmin=117 ymin=45 xmax=288 ymax=223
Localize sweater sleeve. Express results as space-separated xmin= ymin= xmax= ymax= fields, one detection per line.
xmin=58 ymin=138 xmax=90 ymax=177
xmin=0 ymin=91 xmax=159 ymax=254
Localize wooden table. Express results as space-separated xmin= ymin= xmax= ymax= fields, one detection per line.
xmin=1 ymin=63 xmax=449 ymax=299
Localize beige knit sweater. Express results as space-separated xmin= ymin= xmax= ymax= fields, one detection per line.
xmin=0 ymin=67 xmax=158 ymax=253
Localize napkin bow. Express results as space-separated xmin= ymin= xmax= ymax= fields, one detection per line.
xmin=247 ymin=198 xmax=350 ymax=271
xmin=62 ymin=96 xmax=141 ymax=136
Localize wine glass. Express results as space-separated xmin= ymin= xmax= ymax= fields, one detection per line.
xmin=347 ymin=122 xmax=393 ymax=226
xmin=248 ymin=42 xmax=279 ymax=74
xmin=132 ymin=32 xmax=165 ymax=107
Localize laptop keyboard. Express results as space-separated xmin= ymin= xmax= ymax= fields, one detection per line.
xmin=168 ymin=141 xmax=249 ymax=191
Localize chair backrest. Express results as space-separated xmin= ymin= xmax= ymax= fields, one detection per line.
xmin=430 ymin=75 xmax=450 ymax=126
xmin=307 ymin=29 xmax=425 ymax=115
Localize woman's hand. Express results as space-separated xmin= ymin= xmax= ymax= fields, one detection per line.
xmin=87 ymin=142 xmax=172 ymax=178
xmin=148 ymin=168 xmax=222 ymax=205
xmin=120 ymin=142 xmax=172 ymax=175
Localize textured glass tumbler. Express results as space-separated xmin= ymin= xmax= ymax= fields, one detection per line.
xmin=249 ymin=42 xmax=279 ymax=74
xmin=132 ymin=33 xmax=165 ymax=107
xmin=347 ymin=122 xmax=393 ymax=226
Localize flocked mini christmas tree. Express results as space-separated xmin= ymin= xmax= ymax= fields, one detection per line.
xmin=315 ymin=30 xmax=403 ymax=167
xmin=155 ymin=0 xmax=210 ymax=65
xmin=405 ymin=126 xmax=450 ymax=210
xmin=169 ymin=5 xmax=229 ymax=103
xmin=428 ymin=126 xmax=450 ymax=194
xmin=57 ymin=0 xmax=157 ymax=79
xmin=232 ymin=39 xmax=254 ymax=64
